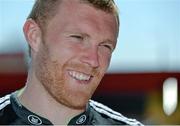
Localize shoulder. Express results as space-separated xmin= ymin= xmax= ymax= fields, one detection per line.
xmin=0 ymin=94 xmax=11 ymax=111
xmin=0 ymin=94 xmax=12 ymax=123
xmin=89 ymin=100 xmax=143 ymax=126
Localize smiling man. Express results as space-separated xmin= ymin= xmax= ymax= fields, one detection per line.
xmin=0 ymin=0 xmax=143 ymax=125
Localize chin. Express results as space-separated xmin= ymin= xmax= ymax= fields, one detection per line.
xmin=48 ymin=85 xmax=92 ymax=110
xmin=65 ymin=99 xmax=88 ymax=110
xmin=56 ymin=93 xmax=90 ymax=110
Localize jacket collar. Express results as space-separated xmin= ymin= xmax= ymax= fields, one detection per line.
xmin=10 ymin=92 xmax=91 ymax=125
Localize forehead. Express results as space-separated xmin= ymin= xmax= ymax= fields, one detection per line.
xmin=61 ymin=1 xmax=115 ymax=18
xmin=54 ymin=0 xmax=118 ymax=33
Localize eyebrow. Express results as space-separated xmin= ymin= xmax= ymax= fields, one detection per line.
xmin=64 ymin=30 xmax=89 ymax=36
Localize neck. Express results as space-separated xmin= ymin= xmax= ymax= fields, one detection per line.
xmin=18 ymin=68 xmax=84 ymax=125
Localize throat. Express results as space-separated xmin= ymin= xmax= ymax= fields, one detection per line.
xmin=17 ymin=82 xmax=85 ymax=125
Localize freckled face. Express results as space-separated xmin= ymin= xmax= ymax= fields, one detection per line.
xmin=35 ymin=1 xmax=118 ymax=109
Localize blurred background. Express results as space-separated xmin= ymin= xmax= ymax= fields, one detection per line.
xmin=0 ymin=0 xmax=180 ymax=124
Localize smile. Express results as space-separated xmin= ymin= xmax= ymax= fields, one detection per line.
xmin=68 ymin=70 xmax=91 ymax=81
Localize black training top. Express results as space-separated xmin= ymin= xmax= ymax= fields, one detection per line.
xmin=0 ymin=92 xmax=143 ymax=125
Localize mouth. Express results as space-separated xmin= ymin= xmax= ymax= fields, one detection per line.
xmin=68 ymin=70 xmax=92 ymax=82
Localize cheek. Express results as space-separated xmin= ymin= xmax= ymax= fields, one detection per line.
xmin=99 ymin=53 xmax=111 ymax=71
xmin=50 ymin=40 xmax=82 ymax=59
xmin=48 ymin=45 xmax=75 ymax=62
xmin=98 ymin=48 xmax=112 ymax=67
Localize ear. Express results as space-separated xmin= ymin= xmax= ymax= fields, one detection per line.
xmin=23 ymin=19 xmax=42 ymax=54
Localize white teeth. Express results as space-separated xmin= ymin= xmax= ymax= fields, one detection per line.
xmin=69 ymin=71 xmax=91 ymax=81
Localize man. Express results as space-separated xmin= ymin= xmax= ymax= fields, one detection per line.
xmin=0 ymin=0 xmax=143 ymax=125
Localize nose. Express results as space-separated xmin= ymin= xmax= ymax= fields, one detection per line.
xmin=80 ymin=47 xmax=99 ymax=68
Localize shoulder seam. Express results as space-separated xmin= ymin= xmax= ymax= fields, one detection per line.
xmin=0 ymin=94 xmax=11 ymax=110
xmin=0 ymin=94 xmax=10 ymax=104
xmin=89 ymin=100 xmax=143 ymax=126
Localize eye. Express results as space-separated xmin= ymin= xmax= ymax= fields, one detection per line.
xmin=103 ymin=45 xmax=112 ymax=50
xmin=70 ymin=35 xmax=84 ymax=40
xmin=100 ymin=43 xmax=114 ymax=52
